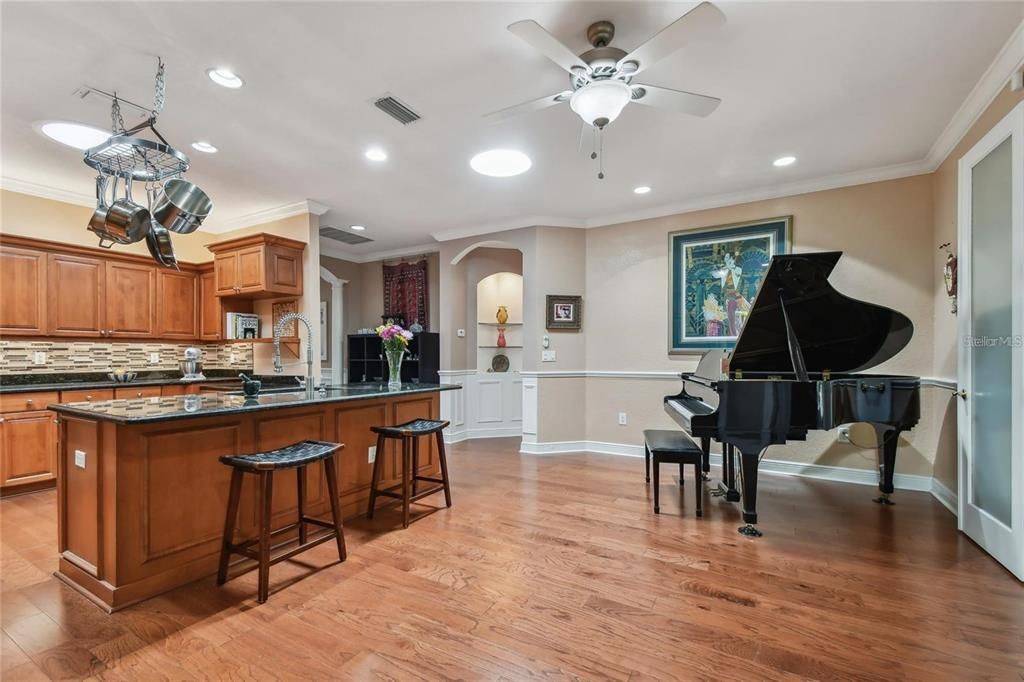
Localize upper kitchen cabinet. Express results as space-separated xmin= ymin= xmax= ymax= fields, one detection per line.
xmin=207 ymin=233 xmax=304 ymax=298
xmin=156 ymin=268 xmax=198 ymax=339
xmin=47 ymin=253 xmax=105 ymax=337
xmin=105 ymin=261 xmax=157 ymax=338
xmin=0 ymin=246 xmax=47 ymax=336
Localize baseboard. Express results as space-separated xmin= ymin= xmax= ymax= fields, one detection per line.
xmin=445 ymin=426 xmax=522 ymax=444
xmin=519 ymin=439 xmax=952 ymax=505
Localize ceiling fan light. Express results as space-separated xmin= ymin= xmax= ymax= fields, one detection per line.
xmin=569 ymin=80 xmax=632 ymax=128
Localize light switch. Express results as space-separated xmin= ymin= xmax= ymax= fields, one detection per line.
xmin=33 ymin=351 xmax=47 ymax=365
xmin=74 ymin=450 xmax=87 ymax=469
xmin=457 ymin=329 xmax=466 ymax=338
xmin=542 ymin=350 xmax=556 ymax=362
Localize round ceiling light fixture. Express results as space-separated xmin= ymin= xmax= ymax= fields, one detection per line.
xmin=633 ymin=185 xmax=651 ymax=194
xmin=470 ymin=149 xmax=532 ymax=177
xmin=364 ymin=147 xmax=387 ymax=162
xmin=207 ymin=67 xmax=244 ymax=89
xmin=570 ymin=80 xmax=632 ymax=129
xmin=350 ymin=225 xmax=366 ymax=231
xmin=37 ymin=121 xmax=111 ymax=150
xmin=191 ymin=141 xmax=218 ymax=153
xmin=773 ymin=155 xmax=796 ymax=167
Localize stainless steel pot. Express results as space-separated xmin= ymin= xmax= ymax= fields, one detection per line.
xmin=86 ymin=175 xmax=113 ymax=247
xmin=104 ymin=177 xmax=151 ymax=244
xmin=152 ymin=178 xmax=213 ymax=234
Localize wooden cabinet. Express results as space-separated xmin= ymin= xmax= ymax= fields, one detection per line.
xmin=47 ymin=253 xmax=105 ymax=337
xmin=105 ymin=261 xmax=156 ymax=338
xmin=199 ymin=265 xmax=254 ymax=341
xmin=0 ymin=246 xmax=47 ymax=336
xmin=207 ymin=234 xmax=304 ymax=298
xmin=59 ymin=389 xmax=114 ymax=403
xmin=0 ymin=391 xmax=60 ymax=496
xmin=156 ymin=269 xmax=198 ymax=339
xmin=114 ymin=386 xmax=162 ymax=400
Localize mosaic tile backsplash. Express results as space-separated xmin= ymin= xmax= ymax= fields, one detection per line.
xmin=0 ymin=340 xmax=254 ymax=375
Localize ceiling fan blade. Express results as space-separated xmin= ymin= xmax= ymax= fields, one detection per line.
xmin=508 ymin=20 xmax=590 ymax=75
xmin=631 ymin=84 xmax=721 ymax=118
xmin=482 ymin=91 xmax=572 ymax=122
xmin=617 ymin=2 xmax=725 ymax=76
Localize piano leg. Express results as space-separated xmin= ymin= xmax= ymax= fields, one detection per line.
xmin=737 ymin=449 xmax=762 ymax=537
xmin=700 ymin=437 xmax=711 ymax=481
xmin=872 ymin=424 xmax=900 ymax=505
xmin=644 ymin=443 xmax=650 ymax=483
xmin=713 ymin=443 xmax=742 ymax=502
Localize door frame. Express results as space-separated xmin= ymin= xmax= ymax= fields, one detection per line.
xmin=956 ymin=100 xmax=1024 ymax=581
xmin=319 ymin=267 xmax=347 ymax=386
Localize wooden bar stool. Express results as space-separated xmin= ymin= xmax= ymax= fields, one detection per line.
xmin=217 ymin=440 xmax=346 ymax=604
xmin=644 ymin=429 xmax=704 ymax=518
xmin=367 ymin=419 xmax=451 ymax=529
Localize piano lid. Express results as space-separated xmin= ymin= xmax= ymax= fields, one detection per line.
xmin=729 ymin=252 xmax=914 ymax=374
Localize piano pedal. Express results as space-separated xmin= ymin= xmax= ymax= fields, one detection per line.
xmin=738 ymin=524 xmax=763 ymax=538
xmin=873 ymin=494 xmax=895 ymax=505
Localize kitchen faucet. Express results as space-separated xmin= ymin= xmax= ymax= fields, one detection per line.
xmin=272 ymin=312 xmax=316 ymax=390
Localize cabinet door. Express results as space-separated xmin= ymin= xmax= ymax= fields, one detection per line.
xmin=199 ymin=269 xmax=221 ymax=340
xmin=0 ymin=246 xmax=47 ymax=336
xmin=267 ymin=245 xmax=302 ymax=295
xmin=47 ymin=253 xmax=104 ymax=337
xmin=235 ymin=246 xmax=265 ymax=293
xmin=105 ymin=262 xmax=156 ymax=337
xmin=0 ymin=411 xmax=57 ymax=490
xmin=214 ymin=253 xmax=238 ymax=296
xmin=156 ymin=269 xmax=198 ymax=339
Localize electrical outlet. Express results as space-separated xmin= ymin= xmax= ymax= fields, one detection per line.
xmin=542 ymin=350 xmax=556 ymax=362
xmin=74 ymin=450 xmax=87 ymax=469
xmin=837 ymin=426 xmax=851 ymax=443
xmin=33 ymin=351 xmax=47 ymax=365
xmin=229 ymin=352 xmax=238 ymax=364
xmin=149 ymin=352 xmax=160 ymax=365
xmin=457 ymin=328 xmax=466 ymax=338
xmin=368 ymin=445 xmax=377 ymax=463
xmin=618 ymin=412 xmax=627 ymax=426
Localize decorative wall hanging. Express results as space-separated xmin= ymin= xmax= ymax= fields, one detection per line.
xmin=272 ymin=300 xmax=299 ymax=338
xmin=383 ymin=259 xmax=429 ymax=328
xmin=669 ymin=216 xmax=791 ymax=352
xmin=939 ymin=242 xmax=958 ymax=314
xmin=546 ymin=295 xmax=582 ymax=330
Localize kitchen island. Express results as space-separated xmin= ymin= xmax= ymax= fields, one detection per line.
xmin=48 ymin=383 xmax=458 ymax=611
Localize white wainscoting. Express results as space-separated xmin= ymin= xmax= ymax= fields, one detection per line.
xmin=440 ymin=370 xmax=522 ymax=443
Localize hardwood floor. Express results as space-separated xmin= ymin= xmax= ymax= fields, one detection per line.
xmin=2 ymin=437 xmax=1022 ymax=680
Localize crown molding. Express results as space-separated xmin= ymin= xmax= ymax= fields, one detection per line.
xmin=320 ymin=239 xmax=440 ymax=264
xmin=0 ymin=176 xmax=94 ymax=208
xmin=203 ymin=199 xmax=329 ymax=234
xmin=924 ymin=18 xmax=1024 ymax=170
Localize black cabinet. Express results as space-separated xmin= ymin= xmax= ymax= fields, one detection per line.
xmin=347 ymin=332 xmax=439 ymax=385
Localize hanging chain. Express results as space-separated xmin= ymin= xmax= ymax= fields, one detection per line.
xmin=110 ymin=94 xmax=125 ymax=134
xmin=152 ymin=57 xmax=165 ymax=115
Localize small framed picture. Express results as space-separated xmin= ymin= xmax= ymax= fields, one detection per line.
xmin=546 ymin=295 xmax=582 ymax=330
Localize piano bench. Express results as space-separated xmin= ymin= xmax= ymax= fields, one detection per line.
xmin=643 ymin=430 xmax=704 ymax=518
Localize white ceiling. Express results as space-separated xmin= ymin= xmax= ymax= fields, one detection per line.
xmin=1 ymin=2 xmax=1020 ymax=254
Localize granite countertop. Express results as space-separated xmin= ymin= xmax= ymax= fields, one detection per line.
xmin=47 ymin=383 xmax=459 ymax=424
xmin=0 ymin=371 xmax=267 ymax=394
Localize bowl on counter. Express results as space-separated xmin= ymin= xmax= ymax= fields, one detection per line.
xmin=107 ymin=371 xmax=138 ymax=383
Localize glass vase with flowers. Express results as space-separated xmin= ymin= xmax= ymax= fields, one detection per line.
xmin=376 ymin=321 xmax=414 ymax=389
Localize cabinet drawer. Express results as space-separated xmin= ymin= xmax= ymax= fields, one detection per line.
xmin=59 ymin=388 xmax=115 ymax=403
xmin=160 ymin=384 xmax=190 ymax=397
xmin=114 ymin=386 xmax=163 ymax=400
xmin=0 ymin=392 xmax=60 ymax=413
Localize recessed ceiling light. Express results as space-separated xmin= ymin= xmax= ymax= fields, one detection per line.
xmin=191 ymin=141 xmax=218 ymax=153
xmin=350 ymin=225 xmax=366 ymax=231
xmin=633 ymin=186 xmax=651 ymax=194
xmin=470 ymin=149 xmax=531 ymax=177
xmin=364 ymin=147 xmax=387 ymax=162
xmin=207 ymin=68 xmax=244 ymax=89
xmin=773 ymin=155 xmax=796 ymax=167
xmin=37 ymin=121 xmax=111 ymax=150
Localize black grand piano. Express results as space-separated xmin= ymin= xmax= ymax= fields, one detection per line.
xmin=664 ymin=251 xmax=920 ymax=536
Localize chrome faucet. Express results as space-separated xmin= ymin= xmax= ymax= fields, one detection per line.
xmin=273 ymin=312 xmax=315 ymax=390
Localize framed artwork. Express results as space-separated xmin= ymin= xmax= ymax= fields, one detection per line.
xmin=668 ymin=216 xmax=791 ymax=352
xmin=546 ymin=294 xmax=582 ymax=330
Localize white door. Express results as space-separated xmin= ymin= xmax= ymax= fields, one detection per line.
xmin=957 ymin=101 xmax=1023 ymax=581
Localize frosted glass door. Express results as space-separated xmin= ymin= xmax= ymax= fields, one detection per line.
xmin=957 ymin=102 xmax=1023 ymax=582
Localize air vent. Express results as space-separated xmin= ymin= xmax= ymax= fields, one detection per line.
xmin=319 ymin=226 xmax=373 ymax=245
xmin=373 ymin=95 xmax=421 ymax=125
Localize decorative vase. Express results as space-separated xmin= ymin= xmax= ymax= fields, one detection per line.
xmin=497 ymin=325 xmax=507 ymax=348
xmin=496 ymin=306 xmax=509 ymax=324
xmin=386 ymin=350 xmax=404 ymax=390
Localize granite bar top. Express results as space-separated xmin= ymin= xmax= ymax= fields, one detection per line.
xmin=0 ymin=371 xmax=273 ymax=394
xmin=48 ymin=383 xmax=459 ymax=424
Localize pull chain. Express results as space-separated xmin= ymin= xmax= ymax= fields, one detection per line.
xmin=110 ymin=94 xmax=125 ymax=134
xmin=598 ymin=127 xmax=605 ymax=180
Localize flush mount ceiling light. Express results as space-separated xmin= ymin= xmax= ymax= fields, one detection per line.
xmin=773 ymin=155 xmax=796 ymax=167
xmin=207 ymin=68 xmax=244 ymax=89
xmin=364 ymin=147 xmax=387 ymax=162
xmin=350 ymin=225 xmax=366 ymax=231
xmin=633 ymin=185 xmax=651 ymax=194
xmin=569 ymin=80 xmax=632 ymax=129
xmin=38 ymin=121 xmax=111 ymax=150
xmin=470 ymin=149 xmax=532 ymax=177
xmin=191 ymin=141 xmax=218 ymax=153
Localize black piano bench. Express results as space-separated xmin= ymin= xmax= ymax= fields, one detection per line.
xmin=643 ymin=430 xmax=704 ymax=518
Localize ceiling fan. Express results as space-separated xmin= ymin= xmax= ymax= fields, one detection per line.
xmin=485 ymin=1 xmax=725 ymax=130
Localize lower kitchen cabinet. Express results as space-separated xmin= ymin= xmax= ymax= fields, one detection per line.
xmin=114 ymin=386 xmax=162 ymax=399
xmin=0 ymin=410 xmax=57 ymax=496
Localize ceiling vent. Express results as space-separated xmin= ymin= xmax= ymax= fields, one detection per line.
xmin=319 ymin=226 xmax=374 ymax=245
xmin=373 ymin=95 xmax=421 ymax=125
